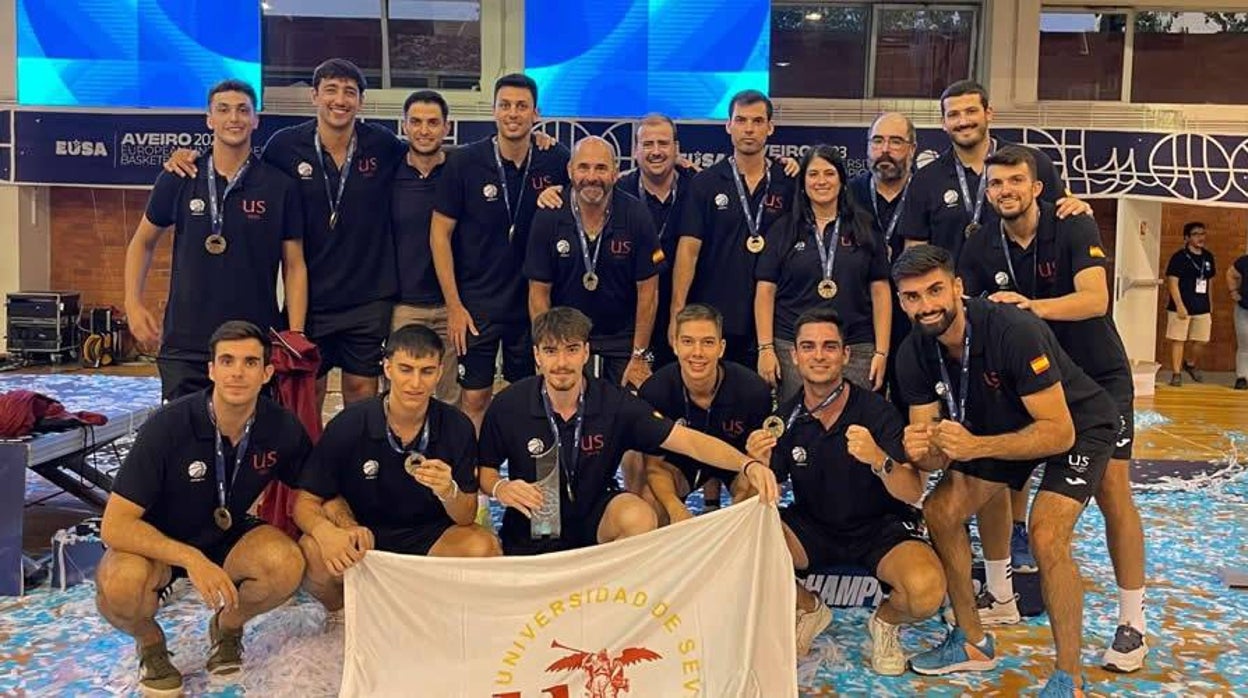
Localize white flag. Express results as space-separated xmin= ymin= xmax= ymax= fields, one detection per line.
xmin=341 ymin=499 xmax=797 ymax=698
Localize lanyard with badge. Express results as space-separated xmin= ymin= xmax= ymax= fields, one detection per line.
xmin=638 ymin=174 xmax=677 ymax=240
xmin=934 ymin=309 xmax=972 ymax=425
xmin=208 ymin=399 xmax=255 ymax=531
xmin=204 ymin=154 xmax=253 ymax=256
xmin=998 ymin=222 xmax=1038 ymax=296
xmin=382 ymin=396 xmax=431 ymax=477
xmin=493 ymin=136 xmax=534 ymax=241
xmin=540 ymin=383 xmax=585 ymax=502
xmin=764 ymin=378 xmax=848 ymax=440
xmin=954 ymin=142 xmax=994 ymax=238
xmin=810 ymin=218 xmax=842 ymax=299
xmin=680 ymin=366 xmax=723 ymax=488
xmin=1187 ymin=251 xmax=1210 ymax=294
xmin=571 ymin=198 xmax=612 ymax=291
xmin=314 ymin=129 xmax=357 ymax=230
xmin=870 ymin=182 xmax=909 ymax=257
xmin=729 ymin=157 xmax=772 ymax=254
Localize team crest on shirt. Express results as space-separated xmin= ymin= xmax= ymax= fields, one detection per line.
xmin=362 ymin=459 xmax=380 ymax=479
xmin=189 ymin=198 xmax=206 ymax=215
xmin=483 ymin=183 xmax=499 ymax=201
xmin=675 ymin=417 xmax=687 ymax=427
xmin=714 ymin=193 xmax=730 ymax=209
xmin=943 ymin=189 xmax=960 ymax=206
xmin=794 ymin=240 xmax=806 ymax=252
xmin=556 ymin=239 xmax=571 ymax=256
xmin=791 ymin=446 xmax=807 ymax=465
xmin=457 ymin=364 xmax=466 ymax=378
xmin=994 ymin=271 xmax=1010 ymax=288
xmin=527 ymin=438 xmax=546 ymax=455
xmin=187 ymin=460 xmax=207 ymax=481
xmin=297 ymin=161 xmax=314 ymax=179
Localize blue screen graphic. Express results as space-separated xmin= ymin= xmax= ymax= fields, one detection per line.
xmin=525 ymin=0 xmax=769 ymax=119
xmin=17 ymin=0 xmax=262 ymax=109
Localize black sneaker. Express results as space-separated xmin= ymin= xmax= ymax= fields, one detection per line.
xmin=137 ymin=639 xmax=183 ymax=696
xmin=1102 ymin=623 xmax=1148 ymax=672
xmin=206 ymin=611 xmax=244 ymax=676
xmin=1184 ymin=362 xmax=1204 ymax=382
xmin=1169 ymin=373 xmax=1182 ymax=387
xmin=1235 ymin=378 xmax=1247 ymax=390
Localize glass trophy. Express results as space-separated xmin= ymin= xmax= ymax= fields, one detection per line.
xmin=530 ymin=443 xmax=562 ymax=539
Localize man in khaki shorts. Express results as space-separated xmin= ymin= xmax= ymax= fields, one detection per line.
xmin=1164 ymin=222 xmax=1216 ymax=387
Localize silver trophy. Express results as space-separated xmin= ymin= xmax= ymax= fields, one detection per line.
xmin=530 ymin=443 xmax=562 ymax=539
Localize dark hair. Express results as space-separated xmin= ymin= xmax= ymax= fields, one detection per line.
xmin=532 ymin=307 xmax=592 ymax=345
xmin=313 ymin=58 xmax=367 ymax=93
xmin=728 ymin=89 xmax=773 ymax=120
xmin=403 ymin=90 xmax=448 ymax=120
xmin=674 ymin=303 xmax=723 ymax=336
xmin=788 ymin=144 xmax=875 ymax=251
xmin=637 ymin=113 xmax=678 ymax=141
xmin=985 ymin=145 xmax=1038 ymax=181
xmin=207 ymin=79 xmax=257 ymax=109
xmin=1183 ymin=221 xmax=1206 ymax=237
xmin=891 ymin=244 xmax=955 ymax=284
xmin=940 ymin=79 xmax=989 ymax=113
xmin=385 ymin=324 xmax=444 ymax=361
xmin=493 ymin=73 xmax=538 ymax=105
xmin=793 ymin=308 xmax=844 ymax=340
xmin=209 ymin=320 xmax=271 ymax=364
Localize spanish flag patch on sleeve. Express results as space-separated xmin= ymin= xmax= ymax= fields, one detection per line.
xmin=652 ymin=249 xmax=666 ymax=264
xmin=1029 ymin=354 xmax=1052 ymax=375
xmin=1089 ymin=246 xmax=1106 ymax=258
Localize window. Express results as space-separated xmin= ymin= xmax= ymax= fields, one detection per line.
xmin=771 ymin=5 xmax=869 ymax=99
xmin=262 ymin=1 xmax=384 ymax=88
xmin=388 ymin=0 xmax=481 ymax=90
xmin=1038 ymin=12 xmax=1125 ymax=101
xmin=873 ymin=7 xmax=976 ymax=98
xmin=1132 ymin=12 xmax=1248 ymax=104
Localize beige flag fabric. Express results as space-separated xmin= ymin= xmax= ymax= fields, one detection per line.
xmin=340 ymin=499 xmax=797 ymax=698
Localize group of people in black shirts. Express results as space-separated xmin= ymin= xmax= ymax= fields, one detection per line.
xmin=102 ymin=58 xmax=1149 ymax=698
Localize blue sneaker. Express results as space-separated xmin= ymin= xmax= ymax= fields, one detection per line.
xmin=1038 ymin=669 xmax=1085 ymax=697
xmin=1011 ymin=521 xmax=1038 ymax=573
xmin=909 ymin=627 xmax=999 ymax=675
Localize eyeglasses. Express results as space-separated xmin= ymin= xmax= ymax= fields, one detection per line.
xmin=869 ymin=136 xmax=912 ymax=150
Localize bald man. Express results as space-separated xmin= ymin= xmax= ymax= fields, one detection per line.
xmin=524 ymin=137 xmax=665 ymax=388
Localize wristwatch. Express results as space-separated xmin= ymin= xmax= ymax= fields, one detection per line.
xmin=632 ymin=346 xmax=654 ymax=363
xmin=873 ymin=456 xmax=895 ymax=478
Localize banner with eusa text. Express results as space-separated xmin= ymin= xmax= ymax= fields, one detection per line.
xmin=341 ymin=500 xmax=796 ymax=698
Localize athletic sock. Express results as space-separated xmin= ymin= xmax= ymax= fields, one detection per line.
xmin=985 ymin=558 xmax=1014 ymax=602
xmin=1119 ymin=586 xmax=1146 ymax=635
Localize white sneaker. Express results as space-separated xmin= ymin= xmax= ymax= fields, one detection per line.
xmin=1102 ymin=624 xmax=1148 ymax=672
xmin=795 ymin=602 xmax=833 ymax=656
xmin=867 ymin=609 xmax=906 ymax=676
xmin=941 ymin=591 xmax=1021 ymax=627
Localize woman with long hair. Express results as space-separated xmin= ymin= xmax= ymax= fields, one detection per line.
xmin=754 ymin=145 xmax=892 ymax=401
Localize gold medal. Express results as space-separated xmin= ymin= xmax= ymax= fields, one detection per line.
xmin=205 ymin=234 xmax=227 ymax=255
xmin=762 ymin=415 xmax=785 ymax=438
xmin=213 ymin=506 xmax=233 ymax=531
xmin=746 ymin=235 xmax=765 ymax=254
xmin=583 ymin=272 xmax=599 ymax=291
xmin=817 ymin=279 xmax=838 ymax=299
xmin=964 ymin=222 xmax=981 ymax=238
xmin=404 ymin=452 xmax=425 ymax=477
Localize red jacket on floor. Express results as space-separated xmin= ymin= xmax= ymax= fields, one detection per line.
xmin=258 ymin=330 xmax=321 ymax=538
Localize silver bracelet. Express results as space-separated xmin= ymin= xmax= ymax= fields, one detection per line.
xmin=437 ymin=479 xmax=460 ymax=503
xmin=491 ymin=478 xmax=509 ymax=500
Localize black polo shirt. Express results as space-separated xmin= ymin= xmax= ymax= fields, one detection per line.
xmin=1165 ymin=247 xmax=1216 ymax=315
xmin=678 ymin=158 xmax=795 ymax=337
xmin=297 ymin=396 xmax=478 ymax=530
xmin=895 ymin=299 xmax=1118 ymax=451
xmin=900 ymin=140 xmax=1065 ymax=262
xmin=1236 ymin=255 xmax=1248 ymax=311
xmin=637 ymin=361 xmax=772 ymax=488
xmin=849 ymin=171 xmax=909 ymax=263
xmin=755 ymin=214 xmax=889 ymax=345
xmin=112 ymin=389 xmax=311 ymax=551
xmin=391 ymin=154 xmax=448 ymax=306
xmin=262 ymin=119 xmax=406 ymax=313
xmin=769 ymin=385 xmax=917 ymax=532
xmin=479 ymin=376 xmax=675 ymax=544
xmin=144 ymin=162 xmax=303 ymax=361
xmin=433 ymin=136 xmax=571 ymax=324
xmin=524 ymin=189 xmax=664 ymax=341
xmin=958 ymin=202 xmax=1130 ymax=389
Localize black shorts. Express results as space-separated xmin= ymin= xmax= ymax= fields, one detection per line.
xmin=782 ymin=509 xmax=928 ymax=576
xmin=1104 ymin=378 xmax=1135 ymax=461
xmin=156 ymin=357 xmax=211 ymax=402
xmin=673 ymin=461 xmax=738 ymax=495
xmin=588 ymin=334 xmax=633 ymax=388
xmin=308 ymin=299 xmax=393 ymax=378
xmin=954 ymin=424 xmax=1115 ymax=506
xmin=371 ymin=520 xmax=456 ymax=556
xmin=459 ymin=320 xmax=534 ymax=390
xmin=166 ymin=516 xmax=267 ymax=584
xmin=502 ymin=491 xmax=625 ymax=556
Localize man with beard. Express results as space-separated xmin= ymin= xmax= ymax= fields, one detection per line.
xmin=525 ymin=137 xmax=664 ymax=387
xmin=431 ymin=73 xmax=571 ymax=429
xmin=893 ymin=245 xmax=1118 ymax=697
xmin=673 ymin=90 xmax=795 ymax=369
xmin=955 ymin=146 xmax=1148 ymax=672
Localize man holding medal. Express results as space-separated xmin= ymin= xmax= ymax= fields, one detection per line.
xmin=744 ymin=308 xmax=942 ymax=671
xmin=96 ymin=322 xmax=312 ymax=695
xmin=477 ymin=307 xmax=779 ymax=556
xmin=525 ymin=136 xmax=664 ymax=388
xmin=891 ymin=245 xmax=1118 ymax=696
xmin=125 ymin=79 xmax=308 ymax=401
xmin=293 ymin=324 xmax=498 ymax=616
